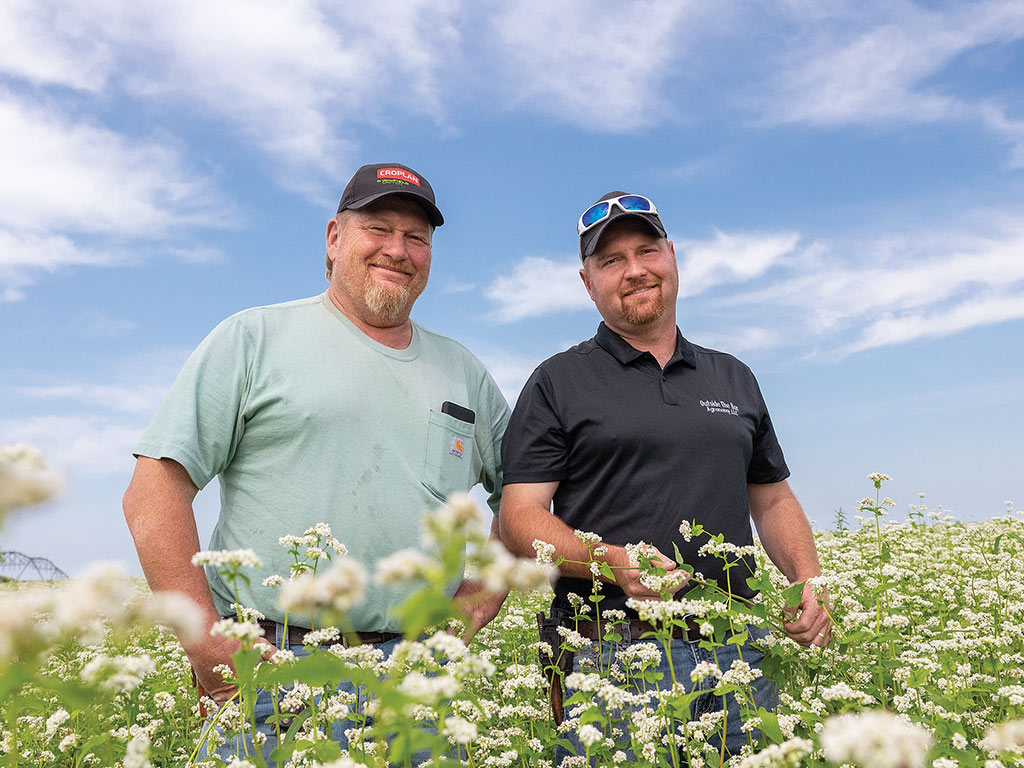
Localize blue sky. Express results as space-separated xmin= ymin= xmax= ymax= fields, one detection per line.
xmin=2 ymin=1 xmax=1023 ymax=577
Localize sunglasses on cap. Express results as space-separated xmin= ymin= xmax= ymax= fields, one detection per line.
xmin=577 ymin=195 xmax=659 ymax=235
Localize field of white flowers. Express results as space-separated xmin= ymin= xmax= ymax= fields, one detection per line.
xmin=3 ymin=444 xmax=1024 ymax=768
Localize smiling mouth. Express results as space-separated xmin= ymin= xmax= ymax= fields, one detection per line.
xmin=369 ymin=262 xmax=412 ymax=278
xmin=624 ymin=283 xmax=658 ymax=297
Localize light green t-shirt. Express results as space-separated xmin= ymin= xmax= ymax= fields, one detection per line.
xmin=135 ymin=293 xmax=510 ymax=631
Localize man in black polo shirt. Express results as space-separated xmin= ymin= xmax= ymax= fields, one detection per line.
xmin=499 ymin=191 xmax=829 ymax=758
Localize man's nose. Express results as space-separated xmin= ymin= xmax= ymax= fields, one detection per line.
xmin=380 ymin=232 xmax=408 ymax=260
xmin=623 ymin=255 xmax=647 ymax=278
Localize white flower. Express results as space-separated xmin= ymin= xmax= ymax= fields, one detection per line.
xmin=476 ymin=539 xmax=556 ymax=592
xmin=980 ymin=719 xmax=1024 ymax=754
xmin=278 ymin=556 xmax=368 ymax=616
xmin=532 ymin=539 xmax=556 ymax=566
xmin=191 ymin=549 xmax=262 ymax=569
xmin=578 ymin=724 xmax=604 ymax=747
xmin=0 ymin=443 xmax=63 ymax=515
xmin=123 ymin=731 xmax=151 ymax=768
xmin=574 ymin=529 xmax=603 ymax=545
xmin=375 ymin=548 xmax=435 ymax=586
xmin=82 ymin=654 xmax=156 ymax=693
xmin=45 ymin=709 xmax=70 ymax=738
xmin=678 ymin=520 xmax=693 ymax=542
xmin=210 ymin=619 xmax=264 ymax=643
xmin=302 ymin=626 xmax=341 ymax=646
xmin=443 ymin=715 xmax=478 ymax=745
xmin=821 ymin=710 xmax=932 ymax=768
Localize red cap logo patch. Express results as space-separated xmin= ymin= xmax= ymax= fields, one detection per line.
xmin=377 ymin=168 xmax=421 ymax=185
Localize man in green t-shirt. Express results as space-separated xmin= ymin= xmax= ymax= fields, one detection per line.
xmin=123 ymin=163 xmax=510 ymax=709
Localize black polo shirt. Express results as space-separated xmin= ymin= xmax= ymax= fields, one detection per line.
xmin=502 ymin=322 xmax=790 ymax=615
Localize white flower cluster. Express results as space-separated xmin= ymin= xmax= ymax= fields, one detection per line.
xmin=375 ymin=548 xmax=435 ymax=586
xmin=397 ymin=671 xmax=461 ymax=702
xmin=191 ymin=549 xmax=262 ymax=569
xmin=0 ymin=443 xmax=63 ymax=516
xmin=443 ymin=715 xmax=478 ymax=745
xmin=278 ymin=556 xmax=368 ymax=616
xmin=697 ymin=539 xmax=758 ymax=559
xmin=980 ymin=718 xmax=1024 ymax=755
xmin=532 ymin=539 xmax=556 ymax=566
xmin=210 ymin=618 xmax=265 ymax=643
xmin=476 ymin=539 xmax=556 ymax=593
xmin=820 ymin=710 xmax=932 ymax=768
xmin=422 ymin=493 xmax=483 ymax=545
xmin=81 ymin=653 xmax=156 ymax=693
xmin=819 ymin=681 xmax=875 ymax=705
xmin=0 ymin=563 xmax=203 ymax=666
xmin=302 ymin=626 xmax=341 ymax=646
xmin=623 ymin=541 xmax=657 ymax=567
xmin=732 ymin=737 xmax=813 ymax=768
xmin=574 ymin=529 xmax=603 ymax=545
xmin=638 ymin=569 xmax=688 ymax=594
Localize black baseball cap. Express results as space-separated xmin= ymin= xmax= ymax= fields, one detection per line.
xmin=578 ymin=190 xmax=666 ymax=260
xmin=336 ymin=162 xmax=444 ymax=227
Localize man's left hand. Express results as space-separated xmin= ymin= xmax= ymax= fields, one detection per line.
xmin=452 ymin=579 xmax=508 ymax=643
xmin=783 ymin=581 xmax=831 ymax=648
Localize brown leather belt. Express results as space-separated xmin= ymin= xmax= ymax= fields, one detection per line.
xmin=574 ymin=615 xmax=704 ymax=643
xmin=258 ymin=620 xmax=400 ymax=648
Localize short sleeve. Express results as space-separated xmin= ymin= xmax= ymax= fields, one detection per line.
xmin=133 ymin=315 xmax=254 ymax=490
xmin=501 ymin=367 xmax=569 ymax=485
xmin=474 ymin=368 xmax=512 ymax=515
xmin=746 ymin=382 xmax=790 ymax=485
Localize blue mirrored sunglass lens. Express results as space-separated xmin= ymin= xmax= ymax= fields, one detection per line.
xmin=617 ymin=195 xmax=652 ymax=212
xmin=581 ymin=202 xmax=610 ymax=229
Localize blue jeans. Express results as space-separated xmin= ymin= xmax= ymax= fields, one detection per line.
xmin=202 ymin=628 xmax=404 ymax=766
xmin=556 ymin=623 xmax=777 ymax=764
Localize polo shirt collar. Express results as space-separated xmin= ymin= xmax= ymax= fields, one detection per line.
xmin=594 ymin=322 xmax=697 ymax=369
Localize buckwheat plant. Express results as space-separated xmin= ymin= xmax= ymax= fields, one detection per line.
xmin=6 ymin=465 xmax=1024 ymax=768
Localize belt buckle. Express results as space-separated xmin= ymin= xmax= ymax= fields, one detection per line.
xmin=683 ymin=614 xmax=702 ymax=643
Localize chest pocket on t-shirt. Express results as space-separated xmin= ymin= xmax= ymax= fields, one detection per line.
xmin=421 ymin=410 xmax=476 ymax=502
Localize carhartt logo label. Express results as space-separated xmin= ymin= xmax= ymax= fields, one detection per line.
xmin=377 ymin=168 xmax=421 ymax=186
xmin=700 ymin=399 xmax=740 ymax=416
xmin=449 ymin=436 xmax=464 ymax=458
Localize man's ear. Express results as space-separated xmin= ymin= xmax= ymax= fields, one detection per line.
xmin=579 ymin=266 xmax=594 ymax=300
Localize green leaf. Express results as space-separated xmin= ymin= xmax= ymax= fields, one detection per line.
xmin=781 ymin=581 xmax=805 ymax=609
xmin=598 ymin=561 xmax=615 ymax=581
xmin=755 ymin=707 xmax=784 ymax=743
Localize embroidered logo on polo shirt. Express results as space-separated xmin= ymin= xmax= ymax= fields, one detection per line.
xmin=700 ymin=399 xmax=740 ymax=416
xmin=449 ymin=436 xmax=465 ymax=458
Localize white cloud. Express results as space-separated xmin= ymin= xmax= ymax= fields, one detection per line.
xmin=708 ymin=219 xmax=1024 ymax=355
xmin=0 ymin=415 xmax=142 ymax=477
xmin=487 ymin=256 xmax=590 ymax=323
xmin=487 ymin=1 xmax=703 ymax=131
xmin=0 ymin=1 xmax=111 ymax=91
xmin=0 ymin=0 xmax=462 ymax=198
xmin=488 ymin=217 xmax=1024 ymax=357
xmin=0 ymin=92 xmax=226 ymax=236
xmin=846 ymin=289 xmax=1024 ymax=354
xmin=0 ymin=90 xmax=231 ymax=298
xmin=760 ymin=0 xmax=1024 ymax=127
xmin=675 ymin=231 xmax=800 ymax=298
xmin=20 ymin=384 xmax=170 ymax=416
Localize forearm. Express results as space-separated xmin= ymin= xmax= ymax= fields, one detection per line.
xmin=749 ymin=482 xmax=821 ymax=583
xmin=123 ymin=459 xmax=222 ymax=644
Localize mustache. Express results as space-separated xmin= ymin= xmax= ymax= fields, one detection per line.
xmin=623 ymin=279 xmax=659 ymax=295
xmin=368 ymin=257 xmax=413 ymax=276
